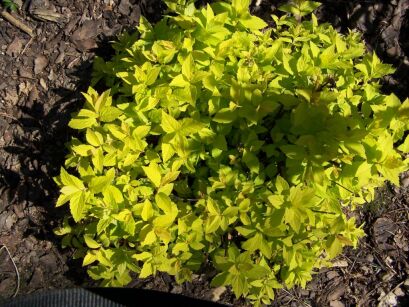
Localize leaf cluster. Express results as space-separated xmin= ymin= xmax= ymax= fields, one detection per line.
xmin=55 ymin=0 xmax=409 ymax=305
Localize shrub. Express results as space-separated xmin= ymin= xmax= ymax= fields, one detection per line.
xmin=55 ymin=0 xmax=409 ymax=305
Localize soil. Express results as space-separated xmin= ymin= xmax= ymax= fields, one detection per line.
xmin=0 ymin=0 xmax=408 ymax=306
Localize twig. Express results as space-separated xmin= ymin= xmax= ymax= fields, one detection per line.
xmin=0 ymin=245 xmax=20 ymax=298
xmin=21 ymin=36 xmax=33 ymax=55
xmin=0 ymin=112 xmax=18 ymax=121
xmin=0 ymin=10 xmax=35 ymax=37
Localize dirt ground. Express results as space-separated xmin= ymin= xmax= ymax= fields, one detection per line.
xmin=0 ymin=0 xmax=408 ymax=306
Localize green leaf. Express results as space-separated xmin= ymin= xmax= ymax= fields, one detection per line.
xmin=161 ymin=111 xmax=181 ymax=133
xmin=162 ymin=143 xmax=175 ymax=162
xmin=86 ymin=129 xmax=103 ymax=146
xmin=84 ymin=235 xmax=100 ymax=249
xmin=68 ymin=117 xmax=97 ymax=130
xmin=240 ymin=15 xmax=267 ymax=30
xmin=146 ymin=67 xmax=161 ymax=86
xmin=141 ymin=200 xmax=154 ymax=221
xmin=139 ymin=262 xmax=154 ymax=278
xmin=182 ymin=54 xmax=195 ymax=81
xmin=242 ymin=232 xmax=263 ymax=252
xmin=89 ymin=168 xmax=115 ymax=193
xmin=142 ymin=163 xmax=162 ymax=187
xmin=60 ymin=168 xmax=84 ymax=189
xmin=99 ymin=106 xmax=123 ymax=122
xmin=70 ymin=191 xmax=86 ymax=222
xmin=180 ymin=118 xmax=206 ymax=135
xmin=92 ymin=148 xmax=104 ymax=174
xmin=213 ymin=108 xmax=237 ymax=124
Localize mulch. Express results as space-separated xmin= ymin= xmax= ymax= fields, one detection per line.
xmin=0 ymin=0 xmax=408 ymax=306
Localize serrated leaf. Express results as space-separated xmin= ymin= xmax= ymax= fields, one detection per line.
xmin=161 ymin=171 xmax=180 ymax=186
xmin=240 ymin=14 xmax=267 ymax=30
xmin=86 ymin=129 xmax=103 ymax=146
xmin=89 ymin=169 xmax=115 ymax=193
xmin=146 ymin=66 xmax=161 ymax=86
xmin=99 ymin=106 xmax=123 ymax=122
xmin=68 ymin=117 xmax=97 ymax=130
xmin=161 ymin=111 xmax=181 ymax=133
xmin=213 ymin=108 xmax=237 ymax=124
xmin=60 ymin=168 xmax=84 ymax=189
xmin=73 ymin=144 xmax=94 ymax=156
xmin=139 ymin=262 xmax=153 ymax=278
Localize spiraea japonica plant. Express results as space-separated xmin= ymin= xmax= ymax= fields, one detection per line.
xmin=54 ymin=0 xmax=409 ymax=305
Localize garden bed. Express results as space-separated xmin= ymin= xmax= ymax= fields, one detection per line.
xmin=0 ymin=0 xmax=408 ymax=305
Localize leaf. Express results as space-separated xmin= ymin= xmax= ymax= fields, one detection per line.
xmin=240 ymin=15 xmax=267 ymax=30
xmin=299 ymin=1 xmax=321 ymax=17
xmin=83 ymin=252 xmax=98 ymax=266
xmin=205 ymin=215 xmax=221 ymax=233
xmin=92 ymin=147 xmax=104 ymax=174
xmin=162 ymin=143 xmax=175 ymax=162
xmin=84 ymin=235 xmax=100 ymax=249
xmin=99 ymin=106 xmax=123 ymax=122
xmin=155 ymin=193 xmax=173 ymax=213
xmin=232 ymin=0 xmax=250 ymax=15
xmin=72 ymin=144 xmax=94 ymax=156
xmin=180 ymin=118 xmax=206 ymax=135
xmin=213 ymin=108 xmax=237 ymax=124
xmin=70 ymin=191 xmax=86 ymax=222
xmin=161 ymin=171 xmax=180 ymax=185
xmin=86 ymin=129 xmax=103 ymax=146
xmin=275 ymin=176 xmax=289 ymax=194
xmin=139 ymin=262 xmax=154 ymax=278
xmin=60 ymin=168 xmax=84 ymax=189
xmin=146 ymin=66 xmax=161 ymax=86
xmin=89 ymin=168 xmax=115 ymax=193
xmin=182 ymin=54 xmax=195 ymax=81
xmin=169 ymin=74 xmax=189 ymax=87
xmin=161 ymin=111 xmax=181 ymax=133
xmin=142 ymin=163 xmax=162 ymax=187
xmin=107 ymin=124 xmax=127 ymax=140
xmin=56 ymin=191 xmax=79 ymax=207
xmin=242 ymin=150 xmax=259 ymax=174
xmin=68 ymin=117 xmax=97 ymax=130
xmin=141 ymin=200 xmax=154 ymax=221
xmin=242 ymin=232 xmax=263 ymax=252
